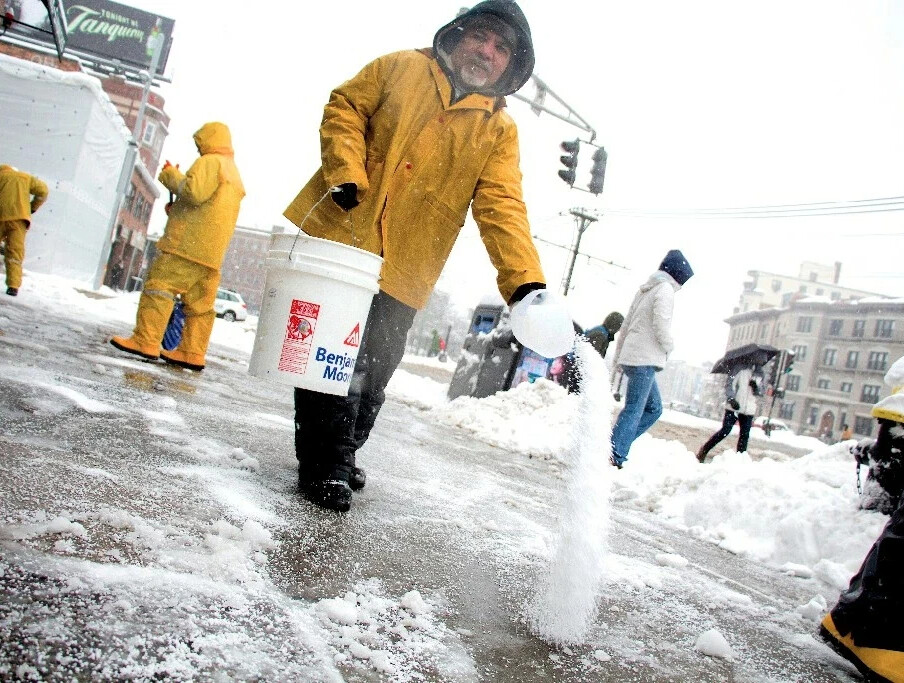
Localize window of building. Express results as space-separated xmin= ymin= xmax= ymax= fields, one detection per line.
xmin=846 ymin=350 xmax=859 ymax=369
xmin=854 ymin=416 xmax=873 ymax=436
xmin=860 ymin=384 xmax=881 ymax=403
xmin=792 ymin=344 xmax=807 ymax=361
xmin=817 ymin=378 xmax=830 ymax=389
xmin=841 ymin=382 xmax=852 ymax=393
xmin=808 ymin=406 xmax=818 ymax=426
xmin=822 ymin=348 xmax=836 ymax=366
xmin=852 ymin=320 xmax=865 ymax=337
xmin=125 ymin=183 xmax=137 ymax=211
xmin=779 ymin=402 xmax=795 ymax=419
xmin=799 ymin=285 xmax=808 ymax=294
xmin=771 ymin=279 xmax=781 ymax=292
xmin=781 ymin=293 xmax=792 ymax=307
xmin=786 ymin=375 xmax=801 ymax=392
xmin=867 ymin=351 xmax=889 ymax=371
xmin=828 ymin=319 xmax=843 ymax=336
xmin=816 ymin=288 xmax=824 ymax=295
xmin=830 ymin=291 xmax=841 ymax=301
xmin=797 ymin=317 xmax=813 ymax=333
xmin=874 ymin=319 xmax=895 ymax=338
xmin=142 ymin=121 xmax=157 ymax=146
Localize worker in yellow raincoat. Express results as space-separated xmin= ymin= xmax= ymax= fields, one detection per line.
xmin=820 ymin=358 xmax=904 ymax=682
xmin=0 ymin=164 xmax=49 ymax=296
xmin=110 ymin=122 xmax=245 ymax=371
xmin=284 ymin=0 xmax=547 ymax=511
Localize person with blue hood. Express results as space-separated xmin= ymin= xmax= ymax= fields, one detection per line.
xmin=283 ymin=1 xmax=546 ymax=512
xmin=608 ymin=250 xmax=694 ymax=468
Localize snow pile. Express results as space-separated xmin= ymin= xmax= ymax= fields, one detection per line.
xmin=884 ymin=355 xmax=904 ymax=387
xmin=526 ymin=342 xmax=613 ymax=645
xmin=429 ymin=378 xmax=579 ymax=460
xmin=387 ymin=359 xmax=885 ymax=583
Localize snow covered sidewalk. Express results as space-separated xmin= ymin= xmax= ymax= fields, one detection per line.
xmin=0 ymin=275 xmax=876 ymax=680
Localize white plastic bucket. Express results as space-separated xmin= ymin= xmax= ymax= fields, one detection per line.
xmin=248 ymin=232 xmax=382 ymax=396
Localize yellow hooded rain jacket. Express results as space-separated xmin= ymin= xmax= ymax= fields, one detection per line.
xmin=284 ymin=50 xmax=544 ymax=310
xmin=157 ymin=122 xmax=245 ymax=271
xmin=0 ymin=165 xmax=49 ymax=225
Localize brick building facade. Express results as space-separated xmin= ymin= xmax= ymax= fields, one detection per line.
xmin=99 ymin=76 xmax=169 ymax=291
xmin=218 ymin=226 xmax=273 ymax=314
xmin=725 ymin=297 xmax=904 ymax=439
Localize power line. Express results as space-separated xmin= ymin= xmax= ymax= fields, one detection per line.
xmin=601 ymin=196 xmax=904 ymax=220
xmin=531 ymin=234 xmax=629 ymax=270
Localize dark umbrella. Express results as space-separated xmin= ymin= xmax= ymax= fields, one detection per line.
xmin=711 ymin=343 xmax=779 ymax=375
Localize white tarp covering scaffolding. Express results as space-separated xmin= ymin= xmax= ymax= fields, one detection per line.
xmin=0 ymin=52 xmax=131 ymax=285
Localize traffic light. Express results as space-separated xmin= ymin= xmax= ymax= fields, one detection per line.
xmin=589 ymin=147 xmax=608 ymax=195
xmin=768 ymin=349 xmax=796 ymax=388
xmin=558 ymin=139 xmax=579 ymax=186
xmin=781 ymin=349 xmax=796 ymax=374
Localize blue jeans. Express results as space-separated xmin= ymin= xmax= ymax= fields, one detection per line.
xmin=611 ymin=366 xmax=662 ymax=465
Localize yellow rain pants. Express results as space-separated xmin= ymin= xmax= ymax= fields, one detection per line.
xmin=132 ymin=252 xmax=220 ymax=360
xmin=0 ymin=219 xmax=27 ymax=289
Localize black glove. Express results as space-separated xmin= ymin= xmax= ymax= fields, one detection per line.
xmin=507 ymin=282 xmax=546 ymax=307
xmin=727 ymin=398 xmax=740 ymax=411
xmin=330 ymin=183 xmax=359 ymax=211
xmin=851 ymin=440 xmax=873 ymax=466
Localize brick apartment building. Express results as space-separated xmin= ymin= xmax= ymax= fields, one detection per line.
xmin=218 ymin=225 xmax=273 ymax=314
xmin=99 ymin=76 xmax=169 ymax=291
xmin=735 ymin=261 xmax=880 ymax=314
xmin=724 ymin=264 xmax=903 ymax=438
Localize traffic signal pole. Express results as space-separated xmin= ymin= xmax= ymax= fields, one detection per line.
xmin=764 ymin=349 xmax=795 ymax=435
xmin=561 ymin=209 xmax=598 ymax=295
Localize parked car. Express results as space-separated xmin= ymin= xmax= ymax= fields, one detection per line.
xmin=214 ymin=288 xmax=247 ymax=322
xmin=752 ymin=416 xmax=788 ymax=434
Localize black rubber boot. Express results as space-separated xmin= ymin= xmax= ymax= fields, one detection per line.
xmin=304 ymin=479 xmax=352 ymax=513
xmin=349 ymin=466 xmax=366 ymax=491
xmin=6 ymin=287 xmax=18 ymax=296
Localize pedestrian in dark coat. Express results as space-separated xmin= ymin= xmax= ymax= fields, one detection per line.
xmin=820 ymin=492 xmax=904 ymax=681
xmin=696 ymin=365 xmax=763 ymax=462
xmin=585 ymin=311 xmax=624 ymax=359
xmin=820 ymin=360 xmax=904 ymax=682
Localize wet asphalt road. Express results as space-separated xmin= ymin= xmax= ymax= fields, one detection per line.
xmin=0 ymin=293 xmax=859 ymax=682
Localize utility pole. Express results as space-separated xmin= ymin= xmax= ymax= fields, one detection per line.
xmin=561 ymin=208 xmax=598 ymax=296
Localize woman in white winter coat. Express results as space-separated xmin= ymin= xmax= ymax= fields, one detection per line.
xmin=610 ymin=249 xmax=694 ymax=467
xmin=696 ymin=365 xmax=763 ymax=462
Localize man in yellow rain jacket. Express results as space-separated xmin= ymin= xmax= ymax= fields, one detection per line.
xmin=284 ymin=1 xmax=547 ymax=511
xmin=111 ymin=122 xmax=245 ymax=371
xmin=0 ymin=164 xmax=49 ymax=296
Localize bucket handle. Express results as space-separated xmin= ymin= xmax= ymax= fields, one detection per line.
xmin=288 ymin=187 xmax=358 ymax=261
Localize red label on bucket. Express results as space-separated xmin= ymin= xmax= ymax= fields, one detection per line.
xmin=278 ymin=299 xmax=321 ymax=374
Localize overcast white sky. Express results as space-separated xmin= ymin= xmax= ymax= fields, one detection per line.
xmin=131 ymin=0 xmax=904 ymax=364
